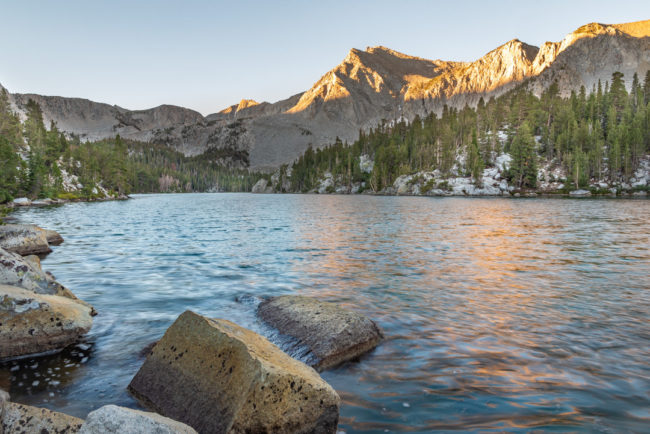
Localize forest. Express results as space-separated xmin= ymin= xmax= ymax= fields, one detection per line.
xmin=0 ymin=90 xmax=258 ymax=203
xmin=2 ymin=71 xmax=649 ymax=202
xmin=287 ymin=71 xmax=650 ymax=193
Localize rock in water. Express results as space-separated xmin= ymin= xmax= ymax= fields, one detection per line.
xmin=0 ymin=285 xmax=93 ymax=359
xmin=257 ymin=296 xmax=384 ymax=371
xmin=0 ymin=224 xmax=52 ymax=256
xmin=128 ymin=311 xmax=340 ymax=434
xmin=42 ymin=227 xmax=64 ymax=246
xmin=1 ymin=402 xmax=83 ymax=433
xmin=79 ymin=405 xmax=197 ymax=434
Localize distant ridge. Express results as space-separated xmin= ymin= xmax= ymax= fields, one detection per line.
xmin=2 ymin=19 xmax=649 ymax=169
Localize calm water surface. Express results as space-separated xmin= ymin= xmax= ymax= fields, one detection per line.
xmin=2 ymin=194 xmax=649 ymax=432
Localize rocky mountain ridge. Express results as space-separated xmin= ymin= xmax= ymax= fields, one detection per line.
xmin=2 ymin=19 xmax=648 ymax=169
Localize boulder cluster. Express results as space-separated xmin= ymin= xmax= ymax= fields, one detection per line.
xmin=1 ymin=220 xmax=384 ymax=433
xmin=0 ymin=224 xmax=95 ymax=360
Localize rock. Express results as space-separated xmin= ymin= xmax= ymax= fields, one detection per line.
xmin=0 ymin=285 xmax=93 ymax=359
xmin=631 ymin=178 xmax=647 ymax=187
xmin=0 ymin=388 xmax=8 ymax=429
xmin=393 ymin=175 xmax=413 ymax=195
xmin=22 ymin=254 xmax=42 ymax=272
xmin=495 ymin=153 xmax=512 ymax=172
xmin=359 ymin=155 xmax=374 ymax=173
xmin=569 ymin=189 xmax=591 ymax=197
xmin=317 ymin=173 xmax=334 ymax=194
xmin=79 ymin=405 xmax=197 ymax=434
xmin=42 ymin=228 xmax=64 ymax=246
xmin=0 ymin=247 xmax=94 ymax=314
xmin=251 ymin=178 xmax=269 ymax=193
xmin=0 ymin=224 xmax=51 ymax=256
xmin=31 ymin=199 xmax=55 ymax=206
xmin=632 ymin=190 xmax=647 ymax=196
xmin=1 ymin=402 xmax=83 ymax=433
xmin=128 ymin=311 xmax=340 ymax=434
xmin=258 ymin=295 xmax=384 ymax=371
xmin=1 ymin=248 xmax=66 ymax=297
xmin=11 ymin=198 xmax=31 ymax=206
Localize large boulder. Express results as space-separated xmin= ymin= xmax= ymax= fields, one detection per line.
xmin=0 ymin=285 xmax=93 ymax=359
xmin=258 ymin=296 xmax=383 ymax=371
xmin=0 ymin=224 xmax=52 ymax=256
xmin=128 ymin=311 xmax=340 ymax=434
xmin=79 ymin=405 xmax=196 ymax=434
xmin=1 ymin=402 xmax=83 ymax=433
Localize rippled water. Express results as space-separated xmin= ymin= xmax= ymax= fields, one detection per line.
xmin=2 ymin=194 xmax=649 ymax=432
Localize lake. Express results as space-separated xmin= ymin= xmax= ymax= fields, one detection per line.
xmin=2 ymin=194 xmax=649 ymax=432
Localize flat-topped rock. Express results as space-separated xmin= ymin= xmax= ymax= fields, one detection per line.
xmin=1 ymin=401 xmax=83 ymax=433
xmin=128 ymin=311 xmax=340 ymax=434
xmin=0 ymin=285 xmax=93 ymax=359
xmin=79 ymin=405 xmax=197 ymax=434
xmin=258 ymin=295 xmax=384 ymax=371
xmin=0 ymin=224 xmax=52 ymax=256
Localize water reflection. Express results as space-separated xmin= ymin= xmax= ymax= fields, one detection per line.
xmin=1 ymin=194 xmax=649 ymax=432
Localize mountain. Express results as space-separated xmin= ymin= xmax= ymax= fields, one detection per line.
xmin=2 ymin=19 xmax=649 ymax=169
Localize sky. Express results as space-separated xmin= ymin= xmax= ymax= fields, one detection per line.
xmin=1 ymin=0 xmax=648 ymax=115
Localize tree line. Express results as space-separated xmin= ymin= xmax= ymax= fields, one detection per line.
xmin=288 ymin=71 xmax=650 ymax=192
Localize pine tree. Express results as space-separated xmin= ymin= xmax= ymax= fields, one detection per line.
xmin=508 ymin=121 xmax=537 ymax=189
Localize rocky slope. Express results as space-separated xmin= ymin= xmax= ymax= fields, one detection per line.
xmin=2 ymin=19 xmax=648 ymax=169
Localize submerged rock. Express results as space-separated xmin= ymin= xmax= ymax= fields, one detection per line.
xmin=1 ymin=401 xmax=83 ymax=433
xmin=0 ymin=224 xmax=52 ymax=256
xmin=79 ymin=405 xmax=197 ymax=434
xmin=128 ymin=311 xmax=340 ymax=434
xmin=257 ymin=295 xmax=383 ymax=371
xmin=0 ymin=285 xmax=93 ymax=359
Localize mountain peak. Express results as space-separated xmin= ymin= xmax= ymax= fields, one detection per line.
xmin=488 ymin=38 xmax=539 ymax=62
xmin=219 ymin=99 xmax=260 ymax=114
xmin=237 ymin=99 xmax=259 ymax=111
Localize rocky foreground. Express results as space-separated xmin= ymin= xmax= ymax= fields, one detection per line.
xmin=1 ymin=220 xmax=384 ymax=433
xmin=0 ymin=224 xmax=95 ymax=360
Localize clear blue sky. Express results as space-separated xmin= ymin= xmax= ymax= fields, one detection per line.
xmin=1 ymin=0 xmax=648 ymax=115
